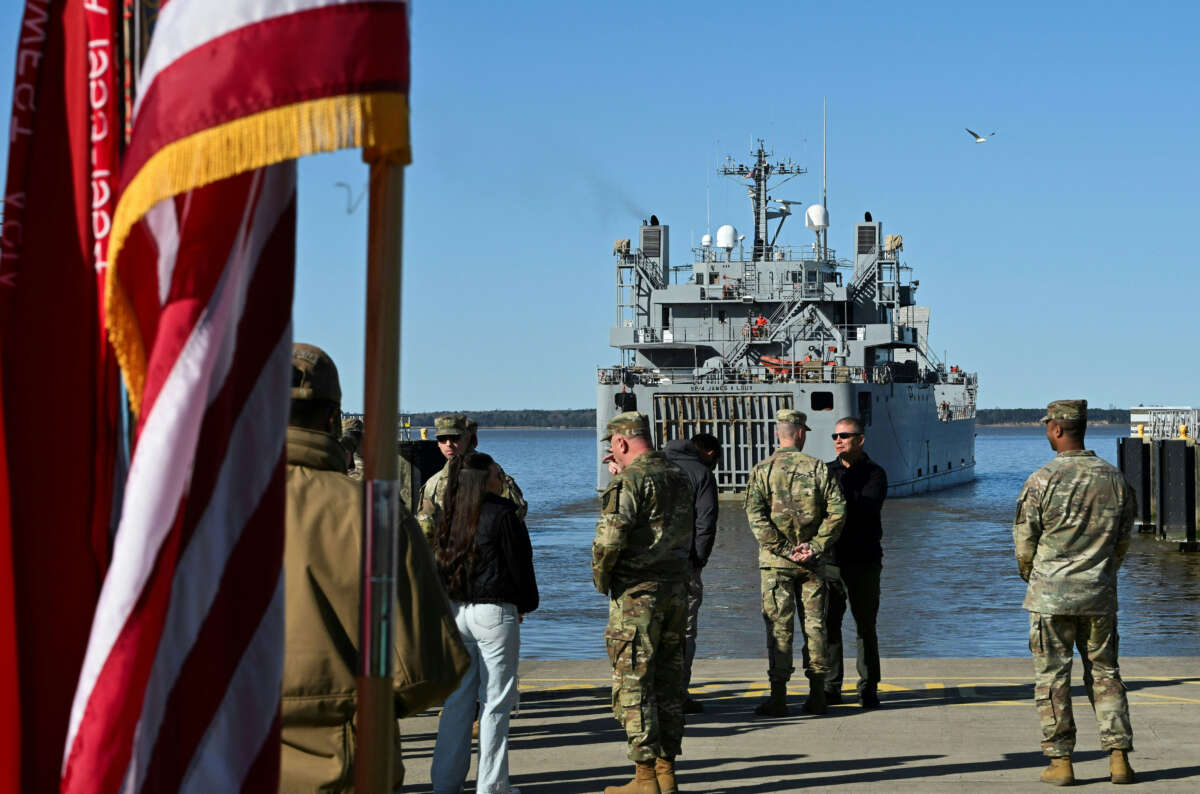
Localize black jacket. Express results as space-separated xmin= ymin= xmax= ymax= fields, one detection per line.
xmin=462 ymin=493 xmax=540 ymax=614
xmin=663 ymin=439 xmax=719 ymax=568
xmin=826 ymin=453 xmax=888 ymax=566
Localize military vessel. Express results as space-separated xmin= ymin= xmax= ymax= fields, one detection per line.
xmin=596 ymin=139 xmax=977 ymax=496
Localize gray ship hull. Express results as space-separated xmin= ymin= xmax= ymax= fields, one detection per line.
xmin=597 ymin=379 xmax=975 ymax=497
xmin=597 ymin=139 xmax=977 ymax=498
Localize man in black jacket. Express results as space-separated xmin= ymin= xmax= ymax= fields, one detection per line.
xmin=663 ymin=433 xmax=721 ymax=714
xmin=825 ymin=416 xmax=887 ymax=709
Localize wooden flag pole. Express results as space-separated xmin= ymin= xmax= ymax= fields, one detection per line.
xmin=356 ymin=158 xmax=405 ymax=793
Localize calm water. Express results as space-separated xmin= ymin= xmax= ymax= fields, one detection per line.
xmin=477 ymin=425 xmax=1200 ymax=659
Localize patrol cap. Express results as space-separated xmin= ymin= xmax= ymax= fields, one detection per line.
xmin=341 ymin=417 xmax=363 ymax=448
xmin=464 ymin=417 xmax=479 ymax=436
xmin=1041 ymin=399 xmax=1087 ymax=423
xmin=602 ymin=411 xmax=651 ymax=442
xmin=435 ymin=414 xmax=469 ymax=439
xmin=776 ymin=408 xmax=812 ymax=431
xmin=291 ymin=343 xmax=341 ymax=403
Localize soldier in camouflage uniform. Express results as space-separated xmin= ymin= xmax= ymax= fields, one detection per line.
xmin=340 ymin=416 xmax=363 ymax=480
xmin=593 ymin=411 xmax=693 ymax=794
xmin=1013 ymin=400 xmax=1136 ymax=786
xmin=745 ymin=408 xmax=846 ymax=717
xmin=415 ymin=414 xmax=526 ymax=543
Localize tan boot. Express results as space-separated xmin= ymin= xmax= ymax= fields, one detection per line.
xmin=655 ymin=757 xmax=677 ymax=793
xmin=1109 ymin=749 xmax=1135 ymax=784
xmin=604 ymin=761 xmax=661 ymax=794
xmin=1040 ymin=756 xmax=1075 ymax=786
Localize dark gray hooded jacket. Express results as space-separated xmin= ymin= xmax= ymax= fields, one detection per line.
xmin=663 ymin=438 xmax=718 ymax=567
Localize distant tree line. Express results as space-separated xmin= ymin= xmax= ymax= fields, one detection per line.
xmin=405 ymin=409 xmax=596 ymax=428
xmin=977 ymin=408 xmax=1129 ymax=425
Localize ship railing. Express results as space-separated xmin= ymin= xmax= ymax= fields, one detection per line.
xmin=598 ymin=364 xmax=900 ymax=387
xmin=690 ymin=245 xmax=841 ymax=265
xmin=936 ymin=402 xmax=976 ymax=422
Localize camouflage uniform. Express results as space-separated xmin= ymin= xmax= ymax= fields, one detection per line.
xmin=592 ymin=412 xmax=693 ymax=763
xmin=745 ymin=410 xmax=846 ymax=685
xmin=416 ymin=460 xmax=525 ymax=544
xmin=415 ymin=414 xmax=526 ymax=543
xmin=340 ymin=417 xmax=363 ymax=480
xmin=1014 ymin=400 xmax=1136 ymax=758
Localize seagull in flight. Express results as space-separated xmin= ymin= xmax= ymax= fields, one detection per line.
xmin=965 ymin=128 xmax=996 ymax=143
xmin=334 ymin=181 xmax=366 ymax=214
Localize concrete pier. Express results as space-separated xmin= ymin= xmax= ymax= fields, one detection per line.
xmin=400 ymin=657 xmax=1200 ymax=792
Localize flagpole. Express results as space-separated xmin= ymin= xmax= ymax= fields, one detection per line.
xmin=357 ymin=158 xmax=405 ymax=792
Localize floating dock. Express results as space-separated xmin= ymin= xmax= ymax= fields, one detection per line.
xmin=1120 ymin=406 xmax=1200 ymax=550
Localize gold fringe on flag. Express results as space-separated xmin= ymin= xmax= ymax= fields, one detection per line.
xmin=107 ymin=91 xmax=410 ymax=416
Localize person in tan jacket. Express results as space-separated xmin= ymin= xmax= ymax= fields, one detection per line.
xmin=282 ymin=343 xmax=468 ymax=792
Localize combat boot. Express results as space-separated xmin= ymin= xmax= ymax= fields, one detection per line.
xmin=1109 ymin=749 xmax=1134 ymax=784
xmin=802 ymin=676 xmax=827 ymax=715
xmin=1039 ymin=756 xmax=1075 ymax=786
xmin=754 ymin=681 xmax=790 ymax=717
xmin=604 ymin=761 xmax=661 ymax=794
xmin=655 ymin=757 xmax=678 ymax=794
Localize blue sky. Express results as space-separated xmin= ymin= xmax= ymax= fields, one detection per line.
xmin=3 ymin=1 xmax=1198 ymax=412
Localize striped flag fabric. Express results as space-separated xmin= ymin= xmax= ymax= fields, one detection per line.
xmin=60 ymin=1 xmax=411 ymax=791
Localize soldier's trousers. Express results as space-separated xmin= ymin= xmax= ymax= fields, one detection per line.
xmin=1029 ymin=612 xmax=1133 ymax=757
xmin=760 ymin=566 xmax=829 ymax=683
xmin=682 ymin=567 xmax=703 ymax=692
xmin=605 ymin=580 xmax=687 ymax=763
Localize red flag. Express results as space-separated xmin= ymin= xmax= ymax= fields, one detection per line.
xmin=0 ymin=1 xmax=119 ymax=789
xmin=60 ymin=1 xmax=411 ymax=790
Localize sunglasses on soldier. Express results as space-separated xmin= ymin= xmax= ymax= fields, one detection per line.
xmin=831 ymin=432 xmax=861 ymax=440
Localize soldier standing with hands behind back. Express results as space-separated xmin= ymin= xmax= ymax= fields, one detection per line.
xmin=1013 ymin=400 xmax=1137 ymax=786
xmin=745 ymin=409 xmax=845 ymax=717
xmin=593 ymin=412 xmax=694 ymax=794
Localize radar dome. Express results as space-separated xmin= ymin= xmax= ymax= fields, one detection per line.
xmin=804 ymin=205 xmax=829 ymax=232
xmin=716 ymin=224 xmax=738 ymax=251
xmin=701 ymin=233 xmax=712 ymax=248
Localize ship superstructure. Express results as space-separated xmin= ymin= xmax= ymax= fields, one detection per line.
xmin=596 ymin=140 xmax=977 ymax=496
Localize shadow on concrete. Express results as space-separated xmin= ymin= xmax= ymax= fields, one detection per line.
xmin=538 ymin=754 xmax=810 ymax=794
xmin=701 ymin=750 xmax=1108 ymax=792
xmin=1137 ymin=764 xmax=1200 ymax=783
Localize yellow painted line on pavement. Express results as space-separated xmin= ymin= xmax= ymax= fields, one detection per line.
xmin=1127 ymin=692 xmax=1200 ymax=705
xmin=512 ymin=677 xmax=1200 ymax=705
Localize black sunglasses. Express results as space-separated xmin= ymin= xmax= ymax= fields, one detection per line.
xmin=831 ymin=432 xmax=862 ymax=440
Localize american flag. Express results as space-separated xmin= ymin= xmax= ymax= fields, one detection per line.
xmin=60 ymin=1 xmax=411 ymax=791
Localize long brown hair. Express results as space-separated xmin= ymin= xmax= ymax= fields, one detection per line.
xmin=434 ymin=452 xmax=495 ymax=599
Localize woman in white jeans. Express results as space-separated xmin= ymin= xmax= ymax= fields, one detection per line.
xmin=431 ymin=453 xmax=539 ymax=794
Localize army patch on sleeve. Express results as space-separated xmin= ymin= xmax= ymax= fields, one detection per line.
xmin=601 ymin=482 xmax=622 ymax=514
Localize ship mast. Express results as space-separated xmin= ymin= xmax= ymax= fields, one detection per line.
xmin=718 ymin=139 xmax=805 ymax=261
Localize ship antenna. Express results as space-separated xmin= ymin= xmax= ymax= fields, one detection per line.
xmin=705 ymin=150 xmax=711 ymax=235
xmin=822 ymin=97 xmax=828 ymax=260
